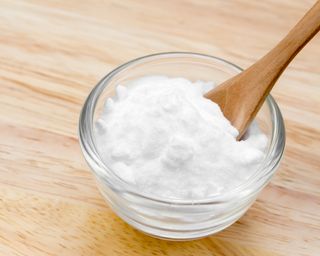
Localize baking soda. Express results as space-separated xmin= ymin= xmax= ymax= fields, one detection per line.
xmin=95 ymin=76 xmax=267 ymax=199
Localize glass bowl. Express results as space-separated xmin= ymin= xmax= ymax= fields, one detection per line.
xmin=79 ymin=52 xmax=285 ymax=240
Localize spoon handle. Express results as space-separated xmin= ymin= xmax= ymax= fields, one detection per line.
xmin=206 ymin=1 xmax=320 ymax=139
xmin=253 ymin=0 xmax=320 ymax=84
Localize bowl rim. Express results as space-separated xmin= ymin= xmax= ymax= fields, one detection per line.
xmin=79 ymin=52 xmax=286 ymax=205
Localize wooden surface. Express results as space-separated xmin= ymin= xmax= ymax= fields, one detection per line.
xmin=0 ymin=0 xmax=319 ymax=255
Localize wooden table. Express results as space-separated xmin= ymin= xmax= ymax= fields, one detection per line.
xmin=0 ymin=1 xmax=319 ymax=255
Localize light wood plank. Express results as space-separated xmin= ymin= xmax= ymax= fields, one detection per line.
xmin=0 ymin=0 xmax=319 ymax=255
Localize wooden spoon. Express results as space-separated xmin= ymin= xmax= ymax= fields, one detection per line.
xmin=205 ymin=1 xmax=320 ymax=139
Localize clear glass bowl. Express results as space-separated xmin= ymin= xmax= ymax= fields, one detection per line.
xmin=79 ymin=52 xmax=285 ymax=240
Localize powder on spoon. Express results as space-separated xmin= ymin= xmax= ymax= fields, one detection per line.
xmin=95 ymin=76 xmax=268 ymax=199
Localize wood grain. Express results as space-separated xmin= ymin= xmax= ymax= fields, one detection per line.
xmin=0 ymin=0 xmax=319 ymax=255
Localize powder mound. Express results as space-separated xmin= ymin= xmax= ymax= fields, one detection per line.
xmin=95 ymin=76 xmax=268 ymax=199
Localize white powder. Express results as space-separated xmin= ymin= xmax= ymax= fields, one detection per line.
xmin=95 ymin=76 xmax=268 ymax=199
